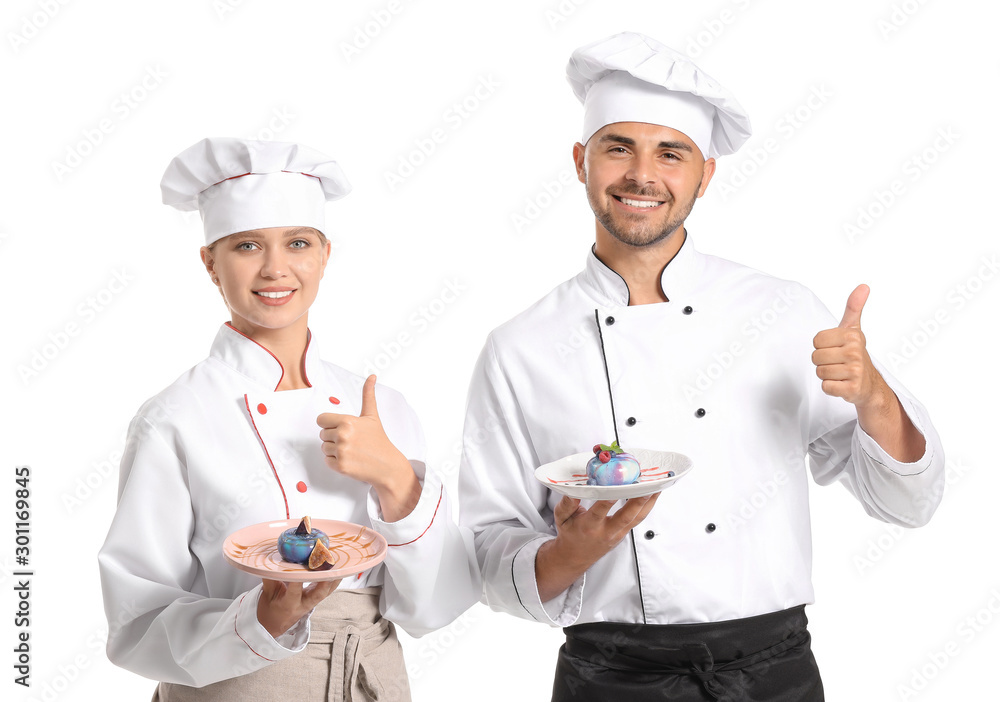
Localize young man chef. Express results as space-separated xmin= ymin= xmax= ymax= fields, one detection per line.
xmin=458 ymin=32 xmax=945 ymax=701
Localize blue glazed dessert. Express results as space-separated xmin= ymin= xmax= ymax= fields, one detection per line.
xmin=277 ymin=516 xmax=331 ymax=565
xmin=586 ymin=441 xmax=641 ymax=486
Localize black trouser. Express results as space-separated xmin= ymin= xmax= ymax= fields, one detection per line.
xmin=552 ymin=606 xmax=824 ymax=701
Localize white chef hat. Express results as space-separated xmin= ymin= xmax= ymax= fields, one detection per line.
xmin=160 ymin=137 xmax=352 ymax=245
xmin=566 ymin=32 xmax=752 ymax=159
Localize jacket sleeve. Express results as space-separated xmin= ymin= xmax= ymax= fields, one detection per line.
xmin=456 ymin=336 xmax=585 ymax=627
xmin=98 ymin=415 xmax=309 ymax=686
xmin=805 ymin=296 xmax=946 ymax=527
xmin=366 ymin=396 xmax=482 ymax=637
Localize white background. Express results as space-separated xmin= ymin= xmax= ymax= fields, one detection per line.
xmin=2 ymin=0 xmax=997 ymax=700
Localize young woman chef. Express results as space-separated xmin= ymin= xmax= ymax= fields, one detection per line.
xmin=98 ymin=137 xmax=480 ymax=701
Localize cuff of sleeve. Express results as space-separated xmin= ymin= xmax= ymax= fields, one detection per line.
xmin=368 ymin=464 xmax=442 ymax=546
xmin=856 ymin=394 xmax=934 ymax=477
xmin=235 ymin=584 xmax=310 ymax=662
xmin=512 ymin=536 xmax=584 ymax=627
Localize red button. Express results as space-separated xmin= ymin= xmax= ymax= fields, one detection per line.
xmin=329 ymin=396 xmax=340 ymax=405
xmin=296 ymin=481 xmax=307 ymax=493
xmin=257 ymin=403 xmax=267 ymax=415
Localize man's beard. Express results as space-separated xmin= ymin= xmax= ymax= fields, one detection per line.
xmin=587 ymin=182 xmax=699 ymax=248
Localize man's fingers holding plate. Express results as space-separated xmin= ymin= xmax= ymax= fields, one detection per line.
xmin=615 ymin=492 xmax=661 ymax=529
xmin=585 ymin=500 xmax=619 ymax=520
xmin=554 ymin=496 xmax=583 ymax=526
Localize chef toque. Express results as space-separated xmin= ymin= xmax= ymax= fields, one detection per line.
xmin=160 ymin=137 xmax=352 ymax=245
xmin=566 ymin=32 xmax=752 ymax=159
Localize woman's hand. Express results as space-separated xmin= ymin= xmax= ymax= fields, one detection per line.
xmin=256 ymin=578 xmax=341 ymax=639
xmin=316 ymin=375 xmax=421 ymax=521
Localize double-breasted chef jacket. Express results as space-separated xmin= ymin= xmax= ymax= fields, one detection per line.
xmin=99 ymin=322 xmax=480 ymax=687
xmin=459 ymin=233 xmax=944 ymax=627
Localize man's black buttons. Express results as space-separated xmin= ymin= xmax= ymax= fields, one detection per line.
xmin=695 ymin=408 xmax=706 ymax=418
xmin=605 ymin=316 xmax=615 ymax=326
xmin=626 ymin=417 xmax=637 ymax=426
xmin=705 ymin=523 xmax=717 ymax=533
xmin=644 ymin=530 xmax=655 ymax=540
xmin=683 ymin=306 xmax=694 ymax=315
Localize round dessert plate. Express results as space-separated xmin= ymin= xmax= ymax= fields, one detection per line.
xmin=535 ymin=449 xmax=693 ymax=500
xmin=223 ymin=518 xmax=387 ymax=582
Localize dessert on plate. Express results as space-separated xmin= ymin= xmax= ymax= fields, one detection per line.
xmin=277 ymin=516 xmax=335 ymax=570
xmin=587 ymin=441 xmax=642 ymax=486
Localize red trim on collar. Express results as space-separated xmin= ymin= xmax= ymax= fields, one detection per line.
xmin=224 ymin=322 xmax=314 ymax=391
xmin=386 ymin=485 xmax=443 ymax=547
xmin=225 ymin=322 xmax=285 ymax=391
xmin=301 ymin=330 xmax=312 ymax=388
xmin=244 ymin=394 xmax=290 ymax=519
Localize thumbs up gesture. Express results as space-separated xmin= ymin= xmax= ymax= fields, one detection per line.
xmin=317 ymin=375 xmax=420 ymax=520
xmin=811 ymin=284 xmax=882 ymax=407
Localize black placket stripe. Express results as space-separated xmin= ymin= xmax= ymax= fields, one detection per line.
xmin=594 ymin=308 xmax=647 ymax=624
xmin=629 ymin=530 xmax=648 ymax=625
xmin=593 ymin=309 xmax=620 ymax=446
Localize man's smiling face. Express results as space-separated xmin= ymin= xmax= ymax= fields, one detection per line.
xmin=574 ymin=121 xmax=716 ymax=248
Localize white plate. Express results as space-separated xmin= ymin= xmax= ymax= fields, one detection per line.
xmin=535 ymin=448 xmax=693 ymax=500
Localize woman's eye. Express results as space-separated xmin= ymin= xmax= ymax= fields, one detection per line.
xmin=289 ymin=239 xmax=309 ymax=249
xmin=236 ymin=241 xmax=257 ymax=251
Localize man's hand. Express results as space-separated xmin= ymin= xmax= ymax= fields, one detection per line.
xmin=257 ymin=578 xmax=341 ymax=639
xmin=317 ymin=375 xmax=421 ymax=521
xmin=536 ymin=493 xmax=660 ymax=603
xmin=812 ymin=284 xmax=925 ymax=462
xmin=812 ymin=284 xmax=883 ymax=407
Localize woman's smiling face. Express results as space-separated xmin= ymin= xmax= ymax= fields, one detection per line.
xmin=200 ymin=226 xmax=330 ymax=338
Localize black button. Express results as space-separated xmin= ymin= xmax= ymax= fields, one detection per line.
xmin=626 ymin=416 xmax=637 ymax=426
xmin=705 ymin=523 xmax=716 ymax=533
xmin=605 ymin=316 xmax=615 ymax=326
xmin=644 ymin=530 xmax=655 ymax=540
xmin=695 ymin=408 xmax=706 ymax=418
xmin=683 ymin=306 xmax=694 ymax=315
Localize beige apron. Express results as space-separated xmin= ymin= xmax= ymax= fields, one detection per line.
xmin=152 ymin=587 xmax=410 ymax=702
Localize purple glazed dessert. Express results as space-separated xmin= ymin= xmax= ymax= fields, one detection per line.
xmin=586 ymin=441 xmax=641 ymax=486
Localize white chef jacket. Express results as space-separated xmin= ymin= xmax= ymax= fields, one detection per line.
xmin=459 ymin=233 xmax=944 ymax=628
xmin=99 ymin=322 xmax=480 ymax=686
